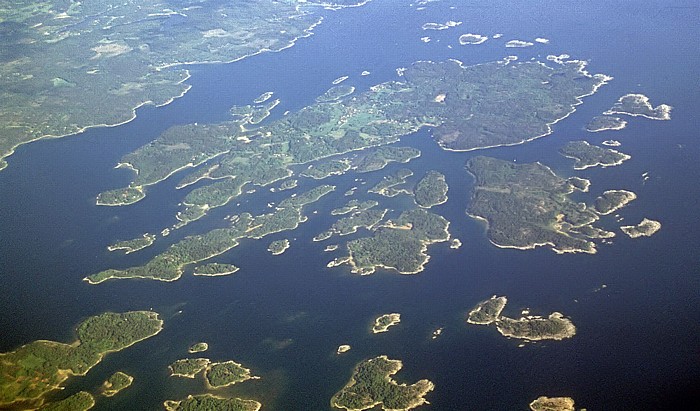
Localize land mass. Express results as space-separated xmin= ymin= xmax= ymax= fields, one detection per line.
xmin=372 ymin=313 xmax=401 ymax=333
xmin=466 ymin=156 xmax=610 ymax=254
xmin=164 ymin=394 xmax=261 ymax=411
xmin=0 ymin=311 xmax=162 ymax=407
xmin=101 ymin=371 xmax=133 ymax=397
xmin=39 ymin=391 xmax=95 ymax=411
xmin=603 ymin=93 xmax=672 ymax=120
xmin=331 ymin=356 xmax=434 ymax=411
xmin=560 ymin=140 xmax=630 ymax=170
xmin=621 ymin=218 xmax=661 ymax=238
xmin=529 ymin=396 xmax=576 ymax=411
xmin=586 ymin=115 xmax=627 ymax=132
xmin=414 ymin=170 xmax=448 ymax=208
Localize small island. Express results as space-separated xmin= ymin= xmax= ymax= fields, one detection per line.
xmin=586 ymin=115 xmax=627 ymax=132
xmin=96 ymin=186 xmax=145 ymax=206
xmin=372 ymin=313 xmax=401 ymax=333
xmin=0 ymin=311 xmax=162 ymax=408
xmin=188 ymin=342 xmax=209 ymax=354
xmin=193 ymin=263 xmax=240 ymax=277
xmin=164 ymin=394 xmax=261 ymax=411
xmin=414 ymin=170 xmax=448 ymax=208
xmin=560 ymin=141 xmax=630 ymax=170
xmin=337 ymin=345 xmax=352 ymax=354
xmin=101 ymin=372 xmax=134 ymax=397
xmin=353 ymin=147 xmax=421 ymax=173
xmin=331 ymin=356 xmax=434 ymax=411
xmin=529 ymin=396 xmax=576 ymax=411
xmin=331 ymin=199 xmax=379 ymax=216
xmin=169 ymin=358 xmax=211 ymax=378
xmin=40 ymin=391 xmax=95 ymax=411
xmin=594 ymin=190 xmax=636 ymax=215
xmin=369 ymin=168 xmax=414 ymax=197
xmin=621 ymin=218 xmax=661 ymax=238
xmin=505 ymin=39 xmax=534 ymax=47
xmin=107 ymin=233 xmax=156 ymax=254
xmin=450 ymin=238 xmax=462 ymax=249
xmin=459 ymin=33 xmax=488 ymax=45
xmin=467 ymin=295 xmax=507 ymax=325
xmin=206 ymin=360 xmax=259 ymax=388
xmin=301 ymin=159 xmax=352 ymax=179
xmin=467 ymin=297 xmax=576 ymax=341
xmin=603 ymin=93 xmax=672 ymax=120
xmin=268 ymin=239 xmax=291 ymax=255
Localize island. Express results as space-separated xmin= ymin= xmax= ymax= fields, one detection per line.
xmin=169 ymin=358 xmax=211 ymax=378
xmin=621 ymin=218 xmax=661 ymax=238
xmin=331 ymin=199 xmax=379 ymax=216
xmin=164 ymin=394 xmax=261 ymax=411
xmin=466 ymin=156 xmax=607 ymax=254
xmin=188 ymin=342 xmax=209 ymax=354
xmin=353 ymin=147 xmax=421 ymax=173
xmin=206 ymin=361 xmax=259 ymax=388
xmin=450 ymin=238 xmax=462 ymax=249
xmin=369 ymin=168 xmax=414 ymax=197
xmin=336 ymin=209 xmax=451 ymax=275
xmin=193 ymin=263 xmax=240 ymax=277
xmin=268 ymin=239 xmax=291 ymax=255
xmin=318 ymin=208 xmax=388 ymax=240
xmin=0 ymin=0 xmax=371 ymax=172
xmin=337 ymin=345 xmax=352 ymax=354
xmin=107 ymin=233 xmax=156 ymax=254
xmin=101 ymin=371 xmax=134 ymax=397
xmin=505 ymin=40 xmax=534 ymax=47
xmin=529 ymin=396 xmax=576 ymax=411
xmin=559 ymin=141 xmax=630 ymax=169
xmin=586 ymin=115 xmax=627 ymax=132
xmin=39 ymin=391 xmax=95 ymax=411
xmin=414 ymin=170 xmax=448 ymax=208
xmin=467 ymin=297 xmax=576 ymax=341
xmin=85 ymin=185 xmax=334 ymax=283
xmin=0 ymin=311 xmax=163 ymax=408
xmin=331 ymin=356 xmax=434 ymax=411
xmin=372 ymin=313 xmax=401 ymax=333
xmin=603 ymin=93 xmax=672 ymax=120
xmin=275 ymin=179 xmax=299 ymax=192
xmin=594 ymin=190 xmax=636 ymax=215
xmin=459 ymin=33 xmax=488 ymax=45
xmin=496 ymin=313 xmax=577 ymax=341
xmin=467 ymin=295 xmax=507 ymax=325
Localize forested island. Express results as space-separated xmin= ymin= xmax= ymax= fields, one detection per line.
xmin=337 ymin=209 xmax=451 ymax=275
xmin=560 ymin=141 xmax=630 ymax=169
xmin=193 ymin=263 xmax=240 ymax=277
xmin=101 ymin=371 xmax=133 ymax=397
xmin=586 ymin=115 xmax=627 ymax=132
xmin=188 ymin=342 xmax=209 ymax=354
xmin=594 ymin=190 xmax=636 ymax=215
xmin=331 ymin=356 xmax=434 ymax=411
xmin=39 ymin=391 xmax=95 ymax=411
xmin=85 ymin=186 xmax=334 ymax=283
xmin=107 ymin=233 xmax=156 ymax=254
xmin=467 ymin=297 xmax=576 ymax=341
xmin=0 ymin=311 xmax=163 ymax=407
xmin=164 ymin=394 xmax=261 ymax=411
xmin=414 ymin=170 xmax=448 ymax=208
xmin=466 ymin=156 xmax=609 ymax=254
xmin=268 ymin=239 xmax=291 ymax=255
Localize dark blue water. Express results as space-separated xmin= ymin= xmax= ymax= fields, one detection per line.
xmin=0 ymin=0 xmax=698 ymax=409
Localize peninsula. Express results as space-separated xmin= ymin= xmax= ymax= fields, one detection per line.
xmin=0 ymin=311 xmax=163 ymax=407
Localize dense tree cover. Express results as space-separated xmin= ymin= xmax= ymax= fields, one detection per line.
xmin=101 ymin=371 xmax=133 ymax=397
xmin=206 ymin=361 xmax=256 ymax=388
xmin=466 ymin=156 xmax=605 ymax=254
xmin=559 ymin=141 xmax=630 ymax=169
xmin=164 ymin=394 xmax=261 ymax=411
xmin=620 ymin=218 xmax=661 ymax=238
xmin=107 ymin=233 xmax=156 ymax=254
xmin=0 ymin=311 xmax=162 ymax=406
xmin=353 ymin=146 xmax=421 ymax=173
xmin=331 ymin=356 xmax=433 ymax=411
xmin=345 ymin=209 xmax=449 ymax=275
xmin=39 ymin=391 xmax=94 ymax=411
xmin=317 ymin=85 xmax=356 ymax=103
xmin=467 ymin=296 xmax=507 ymax=324
xmin=369 ymin=168 xmax=414 ymax=197
xmin=86 ymin=186 xmax=333 ymax=283
xmin=169 ymin=359 xmax=211 ymax=378
xmin=586 ymin=115 xmax=627 ymax=132
xmin=328 ymin=209 xmax=387 ymax=237
xmin=331 ymin=199 xmax=379 ymax=216
xmin=594 ymin=190 xmax=636 ymax=215
xmin=188 ymin=343 xmax=209 ymax=354
xmin=268 ymin=239 xmax=290 ymax=255
xmin=414 ymin=170 xmax=448 ymax=208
